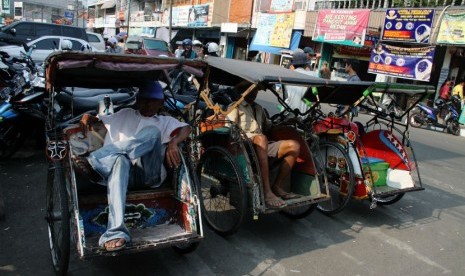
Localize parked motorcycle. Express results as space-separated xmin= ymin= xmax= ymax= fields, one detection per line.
xmin=409 ymin=95 xmax=461 ymax=136
xmin=0 ymin=45 xmax=46 ymax=158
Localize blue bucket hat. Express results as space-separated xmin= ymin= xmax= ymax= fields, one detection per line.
xmin=138 ymin=81 xmax=164 ymax=100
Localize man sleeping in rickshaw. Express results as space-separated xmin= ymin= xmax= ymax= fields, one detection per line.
xmin=226 ymin=81 xmax=301 ymax=209
xmin=78 ymin=81 xmax=191 ymax=251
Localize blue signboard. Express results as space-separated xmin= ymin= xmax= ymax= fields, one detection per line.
xmin=368 ymin=43 xmax=436 ymax=81
xmin=382 ymin=9 xmax=435 ymax=44
xmin=64 ymin=11 xmax=74 ymax=23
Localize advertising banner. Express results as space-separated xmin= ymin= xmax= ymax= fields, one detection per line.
xmin=254 ymin=13 xmax=294 ymax=48
xmin=437 ymin=12 xmax=465 ymax=45
xmin=382 ymin=9 xmax=434 ymax=43
xmin=163 ymin=4 xmax=210 ymax=27
xmin=313 ymin=9 xmax=370 ymax=47
xmin=368 ymin=44 xmax=435 ymax=81
xmin=270 ymin=0 xmax=294 ymax=13
xmin=187 ymin=4 xmax=209 ymax=27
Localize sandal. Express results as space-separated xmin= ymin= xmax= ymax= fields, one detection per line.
xmin=103 ymin=238 xmax=126 ymax=252
xmin=279 ymin=193 xmax=302 ymax=200
xmin=265 ymin=197 xmax=287 ymax=209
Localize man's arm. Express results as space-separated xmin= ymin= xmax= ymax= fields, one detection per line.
xmin=166 ymin=125 xmax=192 ymax=168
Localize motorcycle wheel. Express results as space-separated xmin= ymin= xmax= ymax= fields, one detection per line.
xmin=447 ymin=119 xmax=460 ymax=136
xmin=0 ymin=124 xmax=25 ymax=159
xmin=409 ymin=112 xmax=423 ymax=128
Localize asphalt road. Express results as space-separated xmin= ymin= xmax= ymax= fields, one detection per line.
xmin=1 ymin=94 xmax=465 ymax=275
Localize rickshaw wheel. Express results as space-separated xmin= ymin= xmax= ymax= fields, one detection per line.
xmin=371 ymin=193 xmax=405 ymax=206
xmin=281 ymin=203 xmax=317 ymax=219
xmin=172 ymin=241 xmax=200 ymax=254
xmin=197 ymin=146 xmax=247 ymax=236
xmin=317 ymin=141 xmax=355 ymax=216
xmin=46 ymin=160 xmax=70 ymax=275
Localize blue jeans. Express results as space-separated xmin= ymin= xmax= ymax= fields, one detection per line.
xmin=87 ymin=126 xmax=162 ymax=246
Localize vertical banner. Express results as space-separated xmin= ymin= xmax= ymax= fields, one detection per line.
xmin=2 ymin=0 xmax=10 ymax=14
xmin=437 ymin=12 xmax=465 ymax=45
xmin=312 ymin=9 xmax=370 ymax=47
xmin=254 ymin=13 xmax=294 ymax=48
xmin=368 ymin=44 xmax=436 ymax=81
xmin=382 ymin=9 xmax=435 ymax=43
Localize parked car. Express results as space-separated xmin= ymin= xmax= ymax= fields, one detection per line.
xmin=0 ymin=22 xmax=88 ymax=46
xmin=124 ymin=36 xmax=173 ymax=57
xmin=86 ymin=32 xmax=105 ymax=51
xmin=0 ymin=36 xmax=101 ymax=63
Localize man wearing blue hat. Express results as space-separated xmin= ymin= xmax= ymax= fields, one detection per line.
xmin=80 ymin=81 xmax=191 ymax=251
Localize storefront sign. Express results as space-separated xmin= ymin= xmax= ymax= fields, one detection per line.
xmin=437 ymin=12 xmax=465 ymax=45
xmin=254 ymin=13 xmax=295 ymax=48
xmin=368 ymin=44 xmax=435 ymax=81
xmin=313 ymin=9 xmax=370 ymax=47
xmin=382 ymin=9 xmax=434 ymax=43
xmin=270 ymin=0 xmax=294 ymax=13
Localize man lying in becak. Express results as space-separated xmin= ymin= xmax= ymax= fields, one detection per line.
xmin=80 ymin=81 xmax=191 ymax=251
xmin=226 ymin=81 xmax=301 ymax=209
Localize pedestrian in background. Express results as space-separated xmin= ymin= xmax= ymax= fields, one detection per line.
xmin=303 ymin=47 xmax=316 ymax=70
xmin=174 ymin=41 xmax=184 ymax=58
xmin=345 ymin=59 xmax=361 ymax=82
xmin=106 ymin=37 xmax=123 ymax=54
xmin=320 ymin=61 xmax=331 ymax=79
xmin=452 ymin=79 xmax=465 ymax=108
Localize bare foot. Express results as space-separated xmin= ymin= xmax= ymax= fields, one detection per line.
xmin=104 ymin=238 xmax=126 ymax=252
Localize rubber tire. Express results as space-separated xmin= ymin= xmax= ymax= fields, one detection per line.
xmin=197 ymin=146 xmax=247 ymax=236
xmin=371 ymin=193 xmax=405 ymax=206
xmin=447 ymin=119 xmax=460 ymax=136
xmin=0 ymin=124 xmax=25 ymax=159
xmin=317 ymin=141 xmax=355 ymax=216
xmin=281 ymin=203 xmax=317 ymax=219
xmin=172 ymin=241 xmax=200 ymax=254
xmin=46 ymin=161 xmax=70 ymax=276
xmin=409 ymin=112 xmax=422 ymax=128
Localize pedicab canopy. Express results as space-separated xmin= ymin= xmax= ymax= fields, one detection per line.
xmin=205 ymin=56 xmax=435 ymax=106
xmin=45 ymin=52 xmax=206 ymax=91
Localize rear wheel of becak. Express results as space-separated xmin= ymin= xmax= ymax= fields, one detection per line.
xmin=281 ymin=203 xmax=317 ymax=219
xmin=46 ymin=160 xmax=70 ymax=275
xmin=317 ymin=141 xmax=355 ymax=215
xmin=172 ymin=147 xmax=201 ymax=254
xmin=371 ymin=193 xmax=405 ymax=206
xmin=197 ymin=146 xmax=247 ymax=236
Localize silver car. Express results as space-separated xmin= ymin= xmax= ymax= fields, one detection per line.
xmin=0 ymin=35 xmax=102 ymax=63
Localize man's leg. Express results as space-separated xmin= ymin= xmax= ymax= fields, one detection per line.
xmin=88 ymin=126 xmax=161 ymax=179
xmin=252 ymin=135 xmax=285 ymax=207
xmin=272 ymin=140 xmax=300 ymax=197
xmin=98 ymin=155 xmax=131 ymax=249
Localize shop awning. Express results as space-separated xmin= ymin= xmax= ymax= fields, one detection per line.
xmin=100 ymin=0 xmax=116 ymax=9
xmin=249 ymin=30 xmax=302 ymax=55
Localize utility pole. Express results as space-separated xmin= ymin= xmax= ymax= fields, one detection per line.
xmin=127 ymin=0 xmax=132 ymax=37
xmin=245 ymin=0 xmax=255 ymax=61
xmin=168 ymin=0 xmax=173 ymax=43
xmin=75 ymin=0 xmax=78 ymax=26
